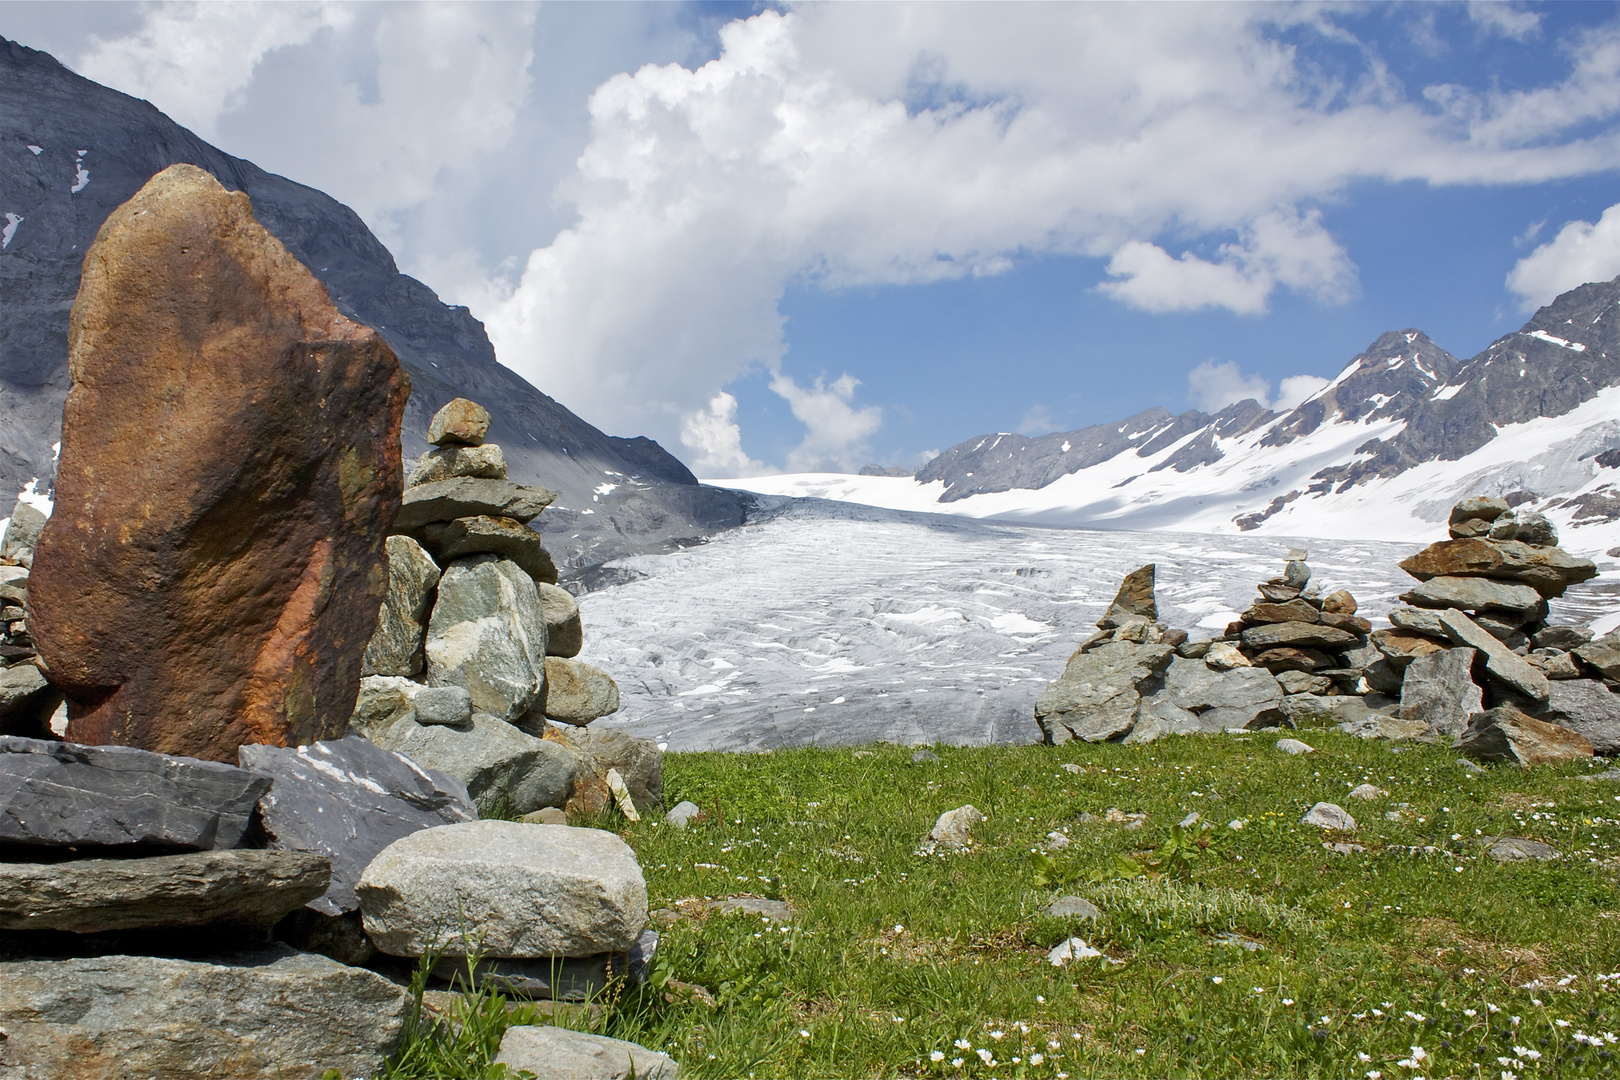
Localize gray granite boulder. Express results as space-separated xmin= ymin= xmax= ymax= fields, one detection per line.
xmin=0 ymin=947 xmax=409 ymax=1079
xmin=1532 ymin=679 xmax=1620 ymax=754
xmin=239 ymin=737 xmax=477 ymax=916
xmin=395 ymin=477 xmax=556 ymax=532
xmin=0 ymin=736 xmax=270 ymax=851
xmin=1160 ymin=657 xmax=1282 ymax=728
xmin=1399 ymin=647 xmax=1483 ymax=738
xmin=1440 ymin=609 xmax=1551 ymax=702
xmin=495 ymin=1025 xmax=679 ymax=1080
xmin=1 ymin=500 xmax=45 ymax=562
xmin=539 ymin=581 xmax=584 ymax=658
xmin=361 ymin=535 xmax=440 ymax=678
xmin=1034 ymin=641 xmax=1174 ymax=743
xmin=378 ymin=712 xmax=580 ymax=815
xmin=426 ymin=554 xmax=548 ymax=721
xmin=357 ymin=820 xmax=647 ymax=958
xmin=0 ymin=849 xmax=329 ymax=933
xmin=408 ymin=442 xmax=506 ymax=487
xmin=540 ymin=657 xmax=621 ymax=725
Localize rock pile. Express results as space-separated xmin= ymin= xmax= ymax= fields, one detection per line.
xmin=1 ymin=170 xmax=673 ymax=1078
xmin=1035 ymin=496 xmax=1620 ymax=763
xmin=351 ymin=397 xmax=651 ymax=820
xmin=0 ymin=500 xmax=63 ymax=741
xmin=1036 ymin=564 xmax=1288 ymax=744
xmin=0 ymin=735 xmax=413 ymax=1076
xmin=1219 ymin=548 xmax=1374 ymax=699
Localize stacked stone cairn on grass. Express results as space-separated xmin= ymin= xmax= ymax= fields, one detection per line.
xmin=1380 ymin=496 xmax=1619 ymax=763
xmin=350 ymin=396 xmax=661 ymax=823
xmin=1036 ymin=563 xmax=1292 ymax=744
xmin=0 ymin=168 xmax=674 ymax=1078
xmin=1036 ymin=495 xmax=1620 ymax=767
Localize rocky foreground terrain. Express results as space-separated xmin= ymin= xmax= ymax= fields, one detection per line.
xmin=0 ymin=164 xmax=678 ymax=1079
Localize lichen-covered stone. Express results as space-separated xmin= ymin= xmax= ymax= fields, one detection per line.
xmin=361 ymin=535 xmax=440 ymax=678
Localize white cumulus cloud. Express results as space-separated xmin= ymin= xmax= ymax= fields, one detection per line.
xmin=1188 ymin=361 xmax=1272 ymax=413
xmin=1506 ymin=202 xmax=1620 ymax=311
xmin=75 ymin=2 xmax=352 ymax=139
xmin=1273 ymin=374 xmax=1332 ymax=411
xmin=767 ymin=372 xmax=883 ymax=474
xmin=679 ymin=392 xmax=775 ymax=477
xmin=1187 ymin=362 xmax=1331 ymax=413
xmin=479 ymin=7 xmax=1620 ymax=463
xmin=59 ymin=4 xmax=1620 ymax=472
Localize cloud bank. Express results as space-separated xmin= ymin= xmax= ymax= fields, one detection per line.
xmin=477 ymin=7 xmax=1620 ymax=471
xmin=57 ymin=4 xmax=1620 ymax=475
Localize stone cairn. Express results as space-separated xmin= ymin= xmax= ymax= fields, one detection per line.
xmin=0 ymin=166 xmax=677 ymax=1080
xmin=348 ymin=395 xmax=656 ymax=824
xmin=1037 ymin=495 xmax=1620 ymax=768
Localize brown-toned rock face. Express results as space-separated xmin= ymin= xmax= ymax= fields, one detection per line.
xmin=29 ymin=165 xmax=410 ymax=762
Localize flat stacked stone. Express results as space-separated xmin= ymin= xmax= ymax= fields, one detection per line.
xmin=1220 ymin=550 xmax=1373 ymax=697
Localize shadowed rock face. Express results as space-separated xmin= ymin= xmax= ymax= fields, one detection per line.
xmin=29 ymin=165 xmax=409 ymax=761
xmin=0 ymin=39 xmax=752 ymax=574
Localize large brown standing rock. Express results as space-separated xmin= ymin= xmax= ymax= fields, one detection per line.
xmin=28 ymin=165 xmax=409 ymax=762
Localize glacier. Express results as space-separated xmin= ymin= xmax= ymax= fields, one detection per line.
xmin=576 ymin=500 xmax=1619 ymax=753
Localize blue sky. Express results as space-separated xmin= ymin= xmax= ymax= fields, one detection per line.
xmin=7 ymin=2 xmax=1620 ymax=474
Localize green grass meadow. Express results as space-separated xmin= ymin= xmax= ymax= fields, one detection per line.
xmin=389 ymin=730 xmax=1620 ymax=1079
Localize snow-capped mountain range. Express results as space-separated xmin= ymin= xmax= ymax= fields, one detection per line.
xmin=718 ymin=276 xmax=1620 ymax=556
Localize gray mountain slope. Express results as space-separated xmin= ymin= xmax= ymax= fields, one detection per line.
xmin=0 ymin=38 xmax=750 ymax=572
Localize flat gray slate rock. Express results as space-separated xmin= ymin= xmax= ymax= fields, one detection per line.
xmin=0 ymin=735 xmax=270 ymax=851
xmin=495 ymin=1024 xmax=679 ymax=1080
xmin=1487 ymin=837 xmax=1558 ymax=861
xmin=1534 ymin=679 xmax=1620 ymax=754
xmin=0 ymin=848 xmax=330 ymax=933
xmin=239 ymin=736 xmax=477 ymax=916
xmin=395 ymin=477 xmax=557 ymax=531
xmin=0 ymin=947 xmax=409 ymax=1080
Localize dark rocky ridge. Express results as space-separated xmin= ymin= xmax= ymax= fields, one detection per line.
xmin=0 ymin=38 xmax=750 ymax=574
xmin=918 ymin=279 xmax=1620 ymax=521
